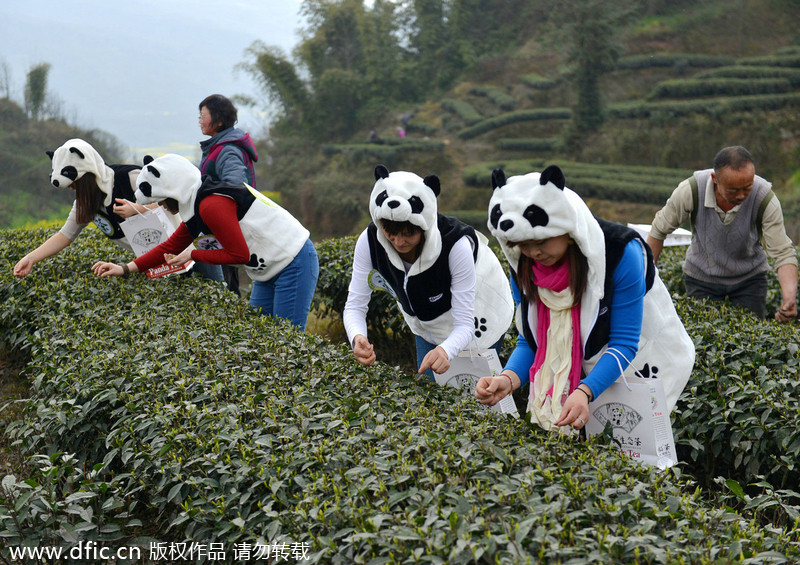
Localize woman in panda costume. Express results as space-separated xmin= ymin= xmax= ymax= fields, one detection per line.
xmin=91 ymin=154 xmax=319 ymax=330
xmin=13 ymin=138 xmax=147 ymax=278
xmin=475 ymin=165 xmax=694 ymax=432
xmin=344 ymin=165 xmax=514 ymax=377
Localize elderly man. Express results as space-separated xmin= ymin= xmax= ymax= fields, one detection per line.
xmin=647 ymin=146 xmax=797 ymax=321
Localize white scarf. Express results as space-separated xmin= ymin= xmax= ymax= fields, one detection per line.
xmin=529 ymin=286 xmax=578 ymax=436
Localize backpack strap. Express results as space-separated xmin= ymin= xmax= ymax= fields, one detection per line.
xmin=756 ymin=190 xmax=775 ymax=241
xmin=688 ymin=175 xmax=699 ymax=231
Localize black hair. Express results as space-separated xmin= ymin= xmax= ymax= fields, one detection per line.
xmin=380 ymin=219 xmax=423 ymax=237
xmin=714 ymin=146 xmax=754 ymax=172
xmin=199 ymin=94 xmax=238 ymax=131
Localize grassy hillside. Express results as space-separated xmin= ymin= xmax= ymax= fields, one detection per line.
xmin=290 ymin=0 xmax=800 ymax=239
xmin=0 ymin=98 xmax=127 ymax=229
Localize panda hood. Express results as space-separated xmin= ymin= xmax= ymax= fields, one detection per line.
xmin=487 ymin=165 xmax=605 ymax=298
xmin=369 ymin=164 xmax=443 ymax=270
xmin=134 ymin=154 xmax=203 ymax=222
xmin=48 ymin=139 xmax=116 ymax=207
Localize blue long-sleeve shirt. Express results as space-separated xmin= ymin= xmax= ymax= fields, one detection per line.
xmin=504 ymin=239 xmax=646 ymax=400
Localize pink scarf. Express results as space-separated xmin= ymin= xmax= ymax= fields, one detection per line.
xmin=529 ymin=260 xmax=582 ymax=397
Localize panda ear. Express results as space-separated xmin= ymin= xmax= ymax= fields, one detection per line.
xmin=374 ymin=164 xmax=390 ymax=181
xmin=540 ymin=165 xmax=565 ymax=190
xmin=423 ymin=174 xmax=441 ymax=197
xmin=46 ymin=150 xmax=54 ymax=160
xmin=69 ymin=147 xmax=85 ymax=159
xmin=143 ymin=155 xmax=154 ymax=166
xmin=491 ymin=168 xmax=506 ymax=190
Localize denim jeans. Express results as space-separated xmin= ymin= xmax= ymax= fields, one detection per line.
xmin=191 ymin=261 xmax=224 ymax=282
xmin=249 ymin=239 xmax=319 ymax=330
xmin=415 ymin=334 xmax=505 ymax=379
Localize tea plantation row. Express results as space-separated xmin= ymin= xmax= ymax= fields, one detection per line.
xmin=0 ymin=228 xmax=799 ymax=564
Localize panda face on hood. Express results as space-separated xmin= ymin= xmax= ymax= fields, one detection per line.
xmin=134 ymin=154 xmax=203 ymax=221
xmin=369 ymin=164 xmax=440 ymax=232
xmin=488 ymin=164 xmax=605 ymax=294
xmin=369 ymin=164 xmax=443 ymax=269
xmin=47 ymin=138 xmax=116 ymax=206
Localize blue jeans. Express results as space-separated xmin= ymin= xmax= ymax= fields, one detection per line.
xmin=191 ymin=261 xmax=224 ymax=282
xmin=249 ymin=239 xmax=319 ymax=330
xmin=415 ymin=334 xmax=505 ymax=379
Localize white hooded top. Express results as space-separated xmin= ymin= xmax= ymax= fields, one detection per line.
xmin=133 ymin=153 xmax=309 ymax=281
xmin=344 ymin=165 xmax=514 ymax=356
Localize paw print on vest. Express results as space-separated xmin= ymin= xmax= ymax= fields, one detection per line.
xmin=639 ymin=363 xmax=659 ymax=379
xmin=247 ymin=254 xmax=267 ymax=271
xmin=474 ymin=317 xmax=488 ymax=338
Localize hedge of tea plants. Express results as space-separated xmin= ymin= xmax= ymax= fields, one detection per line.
xmin=645 ymin=78 xmax=794 ymax=101
xmin=440 ymin=99 xmax=483 ymax=126
xmin=1 ymin=228 xmax=799 ymax=563
xmin=462 ymin=159 xmax=689 ymax=205
xmin=456 ymin=108 xmax=572 ymax=140
xmin=467 ymin=86 xmax=516 ymax=112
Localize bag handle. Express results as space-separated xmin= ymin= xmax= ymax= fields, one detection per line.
xmin=605 ymin=347 xmax=646 ymax=391
xmin=121 ymin=199 xmax=150 ymax=219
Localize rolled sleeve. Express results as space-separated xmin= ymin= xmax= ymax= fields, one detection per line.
xmin=649 ymin=179 xmax=694 ymax=241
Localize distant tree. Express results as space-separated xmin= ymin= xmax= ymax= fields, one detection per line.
xmin=408 ymin=0 xmax=450 ymax=90
xmin=558 ymin=0 xmax=636 ymax=131
xmin=24 ymin=62 xmax=51 ymax=120
xmin=0 ymin=58 xmax=12 ymax=99
xmin=238 ymin=43 xmax=310 ymax=128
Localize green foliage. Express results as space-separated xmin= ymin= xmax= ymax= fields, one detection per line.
xmin=646 ymin=78 xmax=793 ymax=101
xmin=323 ymin=139 xmax=445 ymax=167
xmin=23 ymin=62 xmax=50 ymax=120
xmin=440 ymin=98 xmax=482 ymax=126
xmin=555 ymin=0 xmax=635 ymax=131
xmin=468 ymin=86 xmax=516 ymax=111
xmin=738 ymin=54 xmax=800 ymax=68
xmin=695 ymin=65 xmax=800 ymax=86
xmin=0 ymin=98 xmax=128 ymax=229
xmin=520 ymin=74 xmax=558 ymax=90
xmin=616 ymin=53 xmax=735 ymax=70
xmin=456 ymin=108 xmax=572 ymax=140
xmin=496 ymin=137 xmax=560 ymax=152
xmin=609 ymin=92 xmax=800 ymax=120
xmin=657 ymin=246 xmax=800 ymax=521
xmin=2 ymin=229 xmax=800 ymax=562
xmin=462 ymin=159 xmax=690 ymax=204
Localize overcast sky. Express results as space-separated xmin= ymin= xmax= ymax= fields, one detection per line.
xmin=0 ymin=1 xmax=304 ymax=162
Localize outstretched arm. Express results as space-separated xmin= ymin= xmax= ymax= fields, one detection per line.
xmin=13 ymin=233 xmax=72 ymax=278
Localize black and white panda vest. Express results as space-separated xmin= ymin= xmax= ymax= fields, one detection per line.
xmin=183 ymin=177 xmax=255 ymax=239
xmin=515 ymin=219 xmax=656 ymax=359
xmin=367 ymin=214 xmax=478 ymax=321
xmin=93 ymin=164 xmax=140 ymax=241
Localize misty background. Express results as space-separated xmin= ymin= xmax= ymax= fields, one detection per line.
xmin=0 ymin=1 xmax=303 ymax=160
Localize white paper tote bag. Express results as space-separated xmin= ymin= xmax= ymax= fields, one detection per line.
xmin=585 ymin=373 xmax=679 ymax=469
xmin=119 ymin=206 xmax=195 ymax=279
xmin=435 ymin=349 xmax=518 ymax=417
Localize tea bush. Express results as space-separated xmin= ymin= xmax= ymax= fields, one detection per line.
xmin=609 ymin=92 xmax=800 ymax=120
xmin=440 ymin=99 xmax=482 ymax=126
xmin=646 ymin=78 xmax=793 ymax=101
xmin=468 ymin=86 xmax=516 ymax=111
xmin=457 ymin=108 xmax=572 ymax=140
xmin=496 ymin=138 xmax=559 ymax=153
xmin=1 ymin=229 xmax=799 ymax=563
xmin=462 ymin=159 xmax=689 ymax=205
xmin=519 ymin=74 xmax=558 ymax=90
xmin=694 ymin=66 xmax=800 ymax=87
xmin=615 ymin=53 xmax=735 ymax=71
xmin=656 ymin=247 xmax=800 ymax=512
